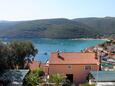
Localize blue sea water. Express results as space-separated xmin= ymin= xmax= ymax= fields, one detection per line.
xmin=32 ymin=38 xmax=106 ymax=62
xmin=1 ymin=38 xmax=106 ymax=62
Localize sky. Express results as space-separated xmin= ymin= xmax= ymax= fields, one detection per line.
xmin=0 ymin=0 xmax=115 ymax=21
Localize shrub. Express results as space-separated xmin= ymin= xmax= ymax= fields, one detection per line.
xmin=23 ymin=68 xmax=44 ymax=86
xmin=49 ymin=73 xmax=65 ymax=86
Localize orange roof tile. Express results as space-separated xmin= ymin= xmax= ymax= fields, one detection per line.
xmin=28 ymin=61 xmax=40 ymax=70
xmin=49 ymin=52 xmax=99 ymax=65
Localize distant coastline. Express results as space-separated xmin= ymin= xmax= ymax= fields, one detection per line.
xmin=0 ymin=18 xmax=115 ymax=39
xmin=70 ymin=38 xmax=109 ymax=41
xmin=37 ymin=37 xmax=109 ymax=41
xmin=0 ymin=37 xmax=109 ymax=42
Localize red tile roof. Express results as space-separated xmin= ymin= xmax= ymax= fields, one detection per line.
xmin=28 ymin=61 xmax=40 ymax=70
xmin=49 ymin=52 xmax=99 ymax=65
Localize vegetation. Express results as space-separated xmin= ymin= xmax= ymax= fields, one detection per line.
xmin=23 ymin=68 xmax=45 ymax=86
xmin=0 ymin=40 xmax=38 ymax=70
xmin=49 ymin=73 xmax=65 ymax=86
xmin=73 ymin=17 xmax=115 ymax=38
xmin=79 ymin=83 xmax=95 ymax=86
xmin=86 ymin=73 xmax=94 ymax=81
xmin=0 ymin=17 xmax=115 ymax=38
xmin=0 ymin=18 xmax=106 ymax=39
xmin=62 ymin=79 xmax=73 ymax=86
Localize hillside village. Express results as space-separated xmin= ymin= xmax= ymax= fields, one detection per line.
xmin=1 ymin=0 xmax=115 ymax=86
xmin=0 ymin=39 xmax=115 ymax=86
xmin=84 ymin=39 xmax=115 ymax=71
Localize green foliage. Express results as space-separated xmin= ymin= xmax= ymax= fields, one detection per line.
xmin=73 ymin=17 xmax=115 ymax=38
xmin=62 ymin=79 xmax=72 ymax=86
xmin=80 ymin=83 xmax=95 ymax=86
xmin=0 ymin=40 xmax=38 ymax=70
xmin=23 ymin=68 xmax=44 ymax=86
xmin=0 ymin=18 xmax=98 ymax=38
xmin=1 ymin=18 xmax=115 ymax=38
xmin=86 ymin=73 xmax=94 ymax=81
xmin=49 ymin=73 xmax=65 ymax=86
xmin=8 ymin=40 xmax=38 ymax=68
xmin=0 ymin=41 xmax=10 ymax=70
xmin=32 ymin=68 xmax=45 ymax=77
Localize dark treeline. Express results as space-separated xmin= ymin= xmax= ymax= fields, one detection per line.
xmin=0 ymin=40 xmax=38 ymax=71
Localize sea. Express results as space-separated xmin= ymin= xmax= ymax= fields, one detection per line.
xmin=1 ymin=38 xmax=106 ymax=62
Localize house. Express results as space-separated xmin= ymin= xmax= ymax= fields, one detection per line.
xmin=0 ymin=70 xmax=29 ymax=86
xmin=24 ymin=58 xmax=41 ymax=71
xmin=84 ymin=46 xmax=95 ymax=53
xmin=28 ymin=60 xmax=40 ymax=70
xmin=110 ymin=54 xmax=115 ymax=60
xmin=41 ymin=61 xmax=49 ymax=76
xmin=101 ymin=62 xmax=114 ymax=71
xmin=89 ymin=71 xmax=115 ymax=86
xmin=49 ymin=52 xmax=100 ymax=85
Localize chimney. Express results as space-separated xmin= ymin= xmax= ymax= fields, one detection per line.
xmin=57 ymin=51 xmax=64 ymax=60
xmin=57 ymin=50 xmax=60 ymax=57
xmin=95 ymin=52 xmax=98 ymax=59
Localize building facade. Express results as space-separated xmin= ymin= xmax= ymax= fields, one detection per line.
xmin=49 ymin=52 xmax=99 ymax=85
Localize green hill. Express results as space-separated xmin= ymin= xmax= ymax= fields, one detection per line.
xmin=73 ymin=17 xmax=115 ymax=38
xmin=0 ymin=17 xmax=115 ymax=39
xmin=0 ymin=18 xmax=97 ymax=39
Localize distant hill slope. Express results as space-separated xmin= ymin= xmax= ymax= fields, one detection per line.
xmin=73 ymin=17 xmax=115 ymax=37
xmin=0 ymin=18 xmax=97 ymax=38
xmin=0 ymin=17 xmax=115 ymax=39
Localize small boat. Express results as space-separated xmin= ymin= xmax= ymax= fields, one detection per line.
xmin=44 ymin=52 xmax=48 ymax=55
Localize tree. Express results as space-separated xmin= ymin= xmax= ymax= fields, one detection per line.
xmin=49 ymin=73 xmax=65 ymax=86
xmin=0 ymin=41 xmax=9 ymax=71
xmin=8 ymin=40 xmax=38 ymax=69
xmin=0 ymin=40 xmax=38 ymax=70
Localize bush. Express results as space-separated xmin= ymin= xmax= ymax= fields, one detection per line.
xmin=80 ymin=83 xmax=95 ymax=86
xmin=62 ymin=79 xmax=72 ymax=86
xmin=49 ymin=73 xmax=65 ymax=86
xmin=0 ymin=40 xmax=38 ymax=70
xmin=23 ymin=68 xmax=44 ymax=86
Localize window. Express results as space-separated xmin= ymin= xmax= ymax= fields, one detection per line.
xmin=68 ymin=65 xmax=72 ymax=69
xmin=85 ymin=65 xmax=91 ymax=70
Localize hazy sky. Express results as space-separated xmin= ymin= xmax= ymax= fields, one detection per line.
xmin=0 ymin=0 xmax=115 ymax=21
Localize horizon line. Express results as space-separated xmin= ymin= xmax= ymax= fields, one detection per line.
xmin=0 ymin=16 xmax=115 ymax=22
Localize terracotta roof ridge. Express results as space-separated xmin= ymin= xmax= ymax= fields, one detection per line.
xmin=51 ymin=52 xmax=95 ymax=54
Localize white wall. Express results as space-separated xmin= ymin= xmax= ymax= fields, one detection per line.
xmin=96 ymin=82 xmax=115 ymax=86
xmin=8 ymin=82 xmax=22 ymax=86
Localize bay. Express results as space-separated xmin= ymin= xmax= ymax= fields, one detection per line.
xmin=32 ymin=38 xmax=106 ymax=62
xmin=1 ymin=38 xmax=106 ymax=62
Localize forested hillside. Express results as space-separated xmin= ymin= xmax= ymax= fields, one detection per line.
xmin=0 ymin=17 xmax=115 ymax=39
